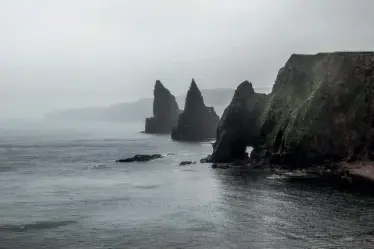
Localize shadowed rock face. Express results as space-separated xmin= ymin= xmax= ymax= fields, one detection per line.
xmin=210 ymin=81 xmax=267 ymax=162
xmin=145 ymin=80 xmax=180 ymax=134
xmin=257 ymin=52 xmax=374 ymax=166
xmin=209 ymin=52 xmax=374 ymax=166
xmin=171 ymin=79 xmax=220 ymax=141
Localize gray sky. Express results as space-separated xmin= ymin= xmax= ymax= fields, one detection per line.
xmin=1 ymin=0 xmax=374 ymax=118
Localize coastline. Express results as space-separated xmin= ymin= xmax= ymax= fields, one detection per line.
xmin=207 ymin=159 xmax=374 ymax=193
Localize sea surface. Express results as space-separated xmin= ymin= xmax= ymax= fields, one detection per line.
xmin=0 ymin=121 xmax=374 ymax=249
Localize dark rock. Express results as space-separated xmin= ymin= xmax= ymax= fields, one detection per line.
xmin=232 ymin=159 xmax=248 ymax=166
xmin=171 ymin=79 xmax=220 ymax=141
xmin=209 ymin=81 xmax=267 ymax=162
xmin=200 ymin=156 xmax=212 ymax=163
xmin=212 ymin=163 xmax=230 ymax=169
xmin=179 ymin=161 xmax=196 ymax=166
xmin=258 ymin=52 xmax=374 ymax=166
xmin=208 ymin=52 xmax=374 ymax=167
xmin=116 ymin=154 xmax=162 ymax=163
xmin=145 ymin=80 xmax=180 ymax=134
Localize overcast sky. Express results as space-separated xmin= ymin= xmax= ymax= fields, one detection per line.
xmin=1 ymin=0 xmax=374 ymax=118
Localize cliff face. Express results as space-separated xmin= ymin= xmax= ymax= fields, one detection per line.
xmin=259 ymin=52 xmax=374 ymax=165
xmin=210 ymin=52 xmax=374 ymax=166
xmin=210 ymin=81 xmax=267 ymax=162
xmin=145 ymin=80 xmax=180 ymax=134
xmin=171 ymin=79 xmax=219 ymax=141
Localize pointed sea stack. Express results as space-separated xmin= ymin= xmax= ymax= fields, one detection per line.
xmin=145 ymin=80 xmax=180 ymax=134
xmin=171 ymin=79 xmax=219 ymax=141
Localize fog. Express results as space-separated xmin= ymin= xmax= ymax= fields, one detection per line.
xmin=1 ymin=0 xmax=374 ymax=118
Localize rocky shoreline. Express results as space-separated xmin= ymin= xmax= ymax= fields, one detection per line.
xmin=199 ymin=52 xmax=374 ymax=190
xmin=209 ymin=52 xmax=374 ymax=165
xmin=203 ymin=157 xmax=374 ymax=191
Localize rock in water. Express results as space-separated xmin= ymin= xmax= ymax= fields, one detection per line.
xmin=209 ymin=52 xmax=374 ymax=166
xmin=210 ymin=81 xmax=267 ymax=162
xmin=212 ymin=163 xmax=230 ymax=169
xmin=145 ymin=80 xmax=180 ymax=134
xmin=116 ymin=154 xmax=162 ymax=163
xmin=171 ymin=79 xmax=220 ymax=141
xmin=179 ymin=161 xmax=196 ymax=166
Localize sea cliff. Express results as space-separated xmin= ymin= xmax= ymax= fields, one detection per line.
xmin=209 ymin=52 xmax=374 ymax=170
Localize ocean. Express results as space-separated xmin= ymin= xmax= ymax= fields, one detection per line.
xmin=0 ymin=121 xmax=373 ymax=249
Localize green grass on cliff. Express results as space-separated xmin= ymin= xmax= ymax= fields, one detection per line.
xmin=257 ymin=52 xmax=373 ymax=161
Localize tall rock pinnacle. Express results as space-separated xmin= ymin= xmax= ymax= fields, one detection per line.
xmin=171 ymin=79 xmax=219 ymax=141
xmin=145 ymin=80 xmax=180 ymax=134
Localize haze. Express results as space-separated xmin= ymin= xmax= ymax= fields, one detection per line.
xmin=1 ymin=0 xmax=374 ymax=118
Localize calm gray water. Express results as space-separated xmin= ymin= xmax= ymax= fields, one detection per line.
xmin=0 ymin=121 xmax=374 ymax=249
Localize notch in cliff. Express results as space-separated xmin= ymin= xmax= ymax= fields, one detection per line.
xmin=171 ymin=79 xmax=220 ymax=141
xmin=145 ymin=80 xmax=180 ymax=134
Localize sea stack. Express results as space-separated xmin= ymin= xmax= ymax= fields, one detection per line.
xmin=145 ymin=80 xmax=180 ymax=134
xmin=171 ymin=79 xmax=219 ymax=141
xmin=210 ymin=81 xmax=267 ymax=162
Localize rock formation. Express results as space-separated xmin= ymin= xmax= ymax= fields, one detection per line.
xmin=260 ymin=52 xmax=374 ymax=166
xmin=209 ymin=52 xmax=374 ymax=166
xmin=171 ymin=79 xmax=220 ymax=141
xmin=145 ymin=80 xmax=180 ymax=134
xmin=116 ymin=154 xmax=162 ymax=163
xmin=209 ymin=81 xmax=267 ymax=162
xmin=179 ymin=161 xmax=196 ymax=166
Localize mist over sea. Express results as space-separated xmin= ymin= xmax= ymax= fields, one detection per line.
xmin=0 ymin=121 xmax=373 ymax=249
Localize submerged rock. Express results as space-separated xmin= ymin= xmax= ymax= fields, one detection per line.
xmin=211 ymin=163 xmax=230 ymax=169
xmin=210 ymin=81 xmax=267 ymax=162
xmin=179 ymin=161 xmax=196 ymax=166
xmin=116 ymin=154 xmax=162 ymax=163
xmin=171 ymin=79 xmax=220 ymax=141
xmin=145 ymin=80 xmax=180 ymax=134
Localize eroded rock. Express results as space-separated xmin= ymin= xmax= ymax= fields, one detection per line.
xmin=257 ymin=52 xmax=374 ymax=166
xmin=207 ymin=52 xmax=374 ymax=167
xmin=209 ymin=81 xmax=267 ymax=162
xmin=171 ymin=79 xmax=220 ymax=141
xmin=212 ymin=163 xmax=230 ymax=169
xmin=116 ymin=154 xmax=162 ymax=163
xmin=179 ymin=161 xmax=196 ymax=166
xmin=145 ymin=80 xmax=180 ymax=134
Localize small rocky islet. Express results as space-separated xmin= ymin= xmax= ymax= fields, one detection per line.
xmin=144 ymin=80 xmax=180 ymax=134
xmin=116 ymin=154 xmax=163 ymax=163
xmin=171 ymin=79 xmax=219 ymax=141
xmin=140 ymin=51 xmax=374 ymax=187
